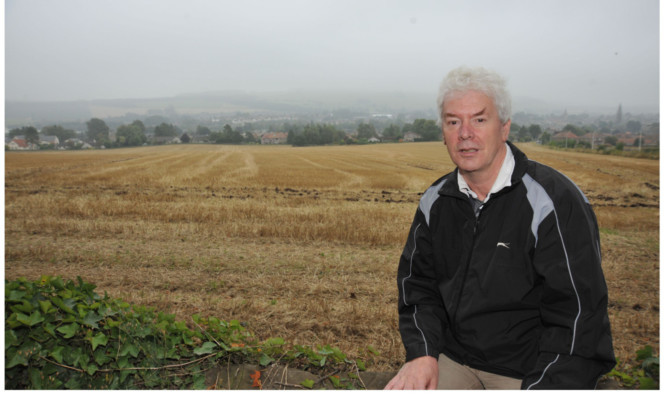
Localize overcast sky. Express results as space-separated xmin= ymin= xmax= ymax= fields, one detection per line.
xmin=4 ymin=0 xmax=661 ymax=112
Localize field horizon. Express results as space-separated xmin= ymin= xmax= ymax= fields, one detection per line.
xmin=4 ymin=142 xmax=659 ymax=375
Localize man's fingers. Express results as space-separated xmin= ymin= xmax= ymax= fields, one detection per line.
xmin=385 ymin=375 xmax=427 ymax=390
xmin=385 ymin=375 xmax=407 ymax=390
xmin=384 ymin=356 xmax=438 ymax=390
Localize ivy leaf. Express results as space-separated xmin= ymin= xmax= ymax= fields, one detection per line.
xmin=57 ymin=323 xmax=79 ymax=339
xmin=43 ymin=322 xmax=57 ymax=338
xmin=6 ymin=347 xmax=29 ymax=368
xmin=10 ymin=303 xmax=32 ymax=314
xmin=82 ymin=311 xmax=103 ymax=329
xmin=193 ymin=341 xmax=217 ymax=355
xmin=191 ymin=373 xmax=207 ymax=390
xmin=30 ymin=368 xmax=43 ymax=389
xmin=50 ymin=346 xmax=65 ymax=364
xmin=51 ymin=276 xmax=65 ymax=290
xmin=64 ymin=377 xmax=81 ymax=389
xmin=7 ymin=289 xmax=26 ymax=301
xmin=134 ymin=325 xmax=152 ymax=338
xmin=117 ymin=355 xmax=131 ymax=369
xmin=89 ymin=332 xmax=109 ymax=351
xmin=51 ymin=296 xmax=75 ymax=314
xmin=93 ymin=348 xmax=112 ymax=366
xmin=638 ymin=376 xmax=658 ymax=389
xmin=182 ymin=331 xmax=194 ymax=345
xmin=120 ymin=342 xmax=140 ymax=358
xmin=76 ymin=348 xmax=89 ymax=370
xmin=6 ymin=314 xmax=22 ymax=329
xmin=119 ymin=369 xmax=134 ymax=385
xmin=6 ymin=342 xmax=41 ymax=369
xmin=16 ymin=311 xmax=45 ymax=327
xmin=259 ymin=353 xmax=274 ymax=366
xmin=5 ymin=329 xmax=18 ymax=349
xmin=86 ymin=364 xmax=99 ymax=376
xmin=38 ymin=299 xmax=53 ymax=314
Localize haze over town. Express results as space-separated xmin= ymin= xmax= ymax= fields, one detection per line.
xmin=4 ymin=0 xmax=660 ymax=125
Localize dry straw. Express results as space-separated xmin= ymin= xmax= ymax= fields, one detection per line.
xmin=5 ymin=142 xmax=659 ymax=370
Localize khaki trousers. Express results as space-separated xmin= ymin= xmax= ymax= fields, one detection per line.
xmin=437 ymin=354 xmax=522 ymax=390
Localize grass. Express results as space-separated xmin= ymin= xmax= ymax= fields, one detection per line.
xmin=4 ymin=142 xmax=659 ymax=373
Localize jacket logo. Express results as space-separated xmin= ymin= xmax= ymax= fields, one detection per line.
xmin=497 ymin=242 xmax=510 ymax=249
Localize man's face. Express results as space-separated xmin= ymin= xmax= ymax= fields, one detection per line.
xmin=441 ymin=90 xmax=511 ymax=180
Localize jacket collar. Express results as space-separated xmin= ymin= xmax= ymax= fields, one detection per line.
xmin=457 ymin=143 xmax=515 ymax=202
xmin=439 ymin=141 xmax=528 ymax=198
xmin=507 ymin=141 xmax=529 ymax=184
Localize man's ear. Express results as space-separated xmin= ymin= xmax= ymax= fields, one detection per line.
xmin=501 ymin=119 xmax=511 ymax=141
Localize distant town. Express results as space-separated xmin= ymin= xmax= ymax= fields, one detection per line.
xmin=5 ymin=96 xmax=659 ymax=154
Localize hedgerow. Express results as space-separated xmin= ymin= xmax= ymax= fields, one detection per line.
xmin=5 ymin=276 xmax=370 ymax=389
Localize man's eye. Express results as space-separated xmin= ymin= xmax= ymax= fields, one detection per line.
xmin=447 ymin=120 xmax=458 ymax=125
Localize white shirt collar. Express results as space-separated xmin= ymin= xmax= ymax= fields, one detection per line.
xmin=457 ymin=143 xmax=515 ymax=203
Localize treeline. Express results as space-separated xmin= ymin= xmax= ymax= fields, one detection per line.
xmin=7 ymin=118 xmax=255 ymax=148
xmin=288 ymin=124 xmax=347 ymax=146
xmin=510 ymin=123 xmax=547 ymax=143
xmin=8 ymin=116 xmax=448 ymax=149
xmin=285 ymin=118 xmax=441 ymax=146
xmin=197 ymin=125 xmax=254 ymax=144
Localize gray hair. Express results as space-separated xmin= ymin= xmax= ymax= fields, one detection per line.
xmin=436 ymin=66 xmax=512 ymax=126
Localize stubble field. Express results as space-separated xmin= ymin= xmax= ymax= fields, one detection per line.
xmin=4 ymin=142 xmax=659 ymax=372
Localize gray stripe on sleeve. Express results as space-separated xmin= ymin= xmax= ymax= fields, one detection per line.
xmin=419 ymin=179 xmax=447 ymax=227
xmin=522 ymin=174 xmax=554 ymax=247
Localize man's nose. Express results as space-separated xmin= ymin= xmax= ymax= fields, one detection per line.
xmin=458 ymin=120 xmax=473 ymax=140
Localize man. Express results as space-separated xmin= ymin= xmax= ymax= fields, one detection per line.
xmin=385 ymin=66 xmax=615 ymax=390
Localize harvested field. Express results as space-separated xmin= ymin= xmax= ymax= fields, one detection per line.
xmin=4 ymin=142 xmax=659 ymax=374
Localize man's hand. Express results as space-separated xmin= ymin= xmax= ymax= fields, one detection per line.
xmin=384 ymin=356 xmax=438 ymax=390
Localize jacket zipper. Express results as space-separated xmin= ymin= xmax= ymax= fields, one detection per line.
xmin=451 ymin=201 xmax=483 ymax=345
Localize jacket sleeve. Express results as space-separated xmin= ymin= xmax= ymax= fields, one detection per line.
xmin=522 ymin=181 xmax=615 ymax=389
xmin=397 ymin=207 xmax=447 ymax=362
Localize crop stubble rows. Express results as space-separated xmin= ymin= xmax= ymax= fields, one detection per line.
xmin=4 ymin=143 xmax=659 ymax=371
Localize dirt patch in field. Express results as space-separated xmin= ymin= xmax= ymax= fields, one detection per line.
xmin=5 ymin=182 xmax=422 ymax=204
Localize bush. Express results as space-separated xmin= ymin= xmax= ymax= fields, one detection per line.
xmin=5 ymin=276 xmax=248 ymax=388
xmin=5 ymin=276 xmax=369 ymax=389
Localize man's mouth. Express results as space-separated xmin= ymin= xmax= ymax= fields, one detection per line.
xmin=459 ymin=148 xmax=478 ymax=153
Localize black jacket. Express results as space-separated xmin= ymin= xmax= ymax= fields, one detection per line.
xmin=397 ymin=142 xmax=615 ymax=389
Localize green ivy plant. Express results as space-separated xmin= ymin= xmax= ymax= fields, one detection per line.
xmin=5 ymin=276 xmax=371 ymax=389
xmin=607 ymin=345 xmax=660 ymax=389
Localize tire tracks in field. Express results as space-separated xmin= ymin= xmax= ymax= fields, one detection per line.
xmin=227 ymin=151 xmax=259 ymax=180
xmin=293 ymin=155 xmax=366 ymax=189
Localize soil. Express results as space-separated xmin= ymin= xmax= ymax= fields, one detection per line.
xmin=204 ymin=363 xmax=623 ymax=390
